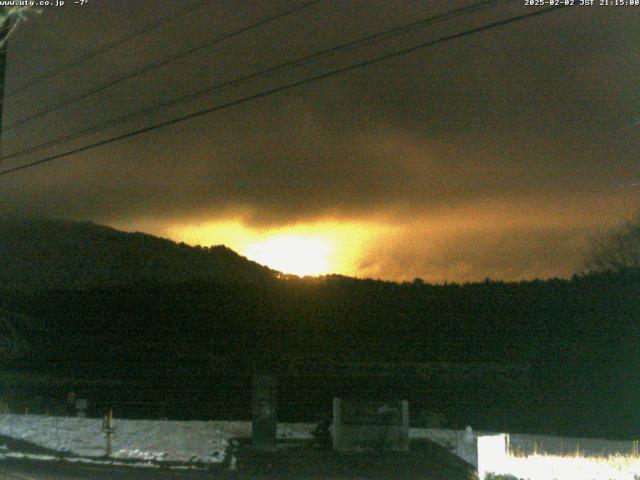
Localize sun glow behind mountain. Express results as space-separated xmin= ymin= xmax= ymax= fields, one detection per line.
xmin=156 ymin=219 xmax=382 ymax=277
xmin=245 ymin=235 xmax=331 ymax=276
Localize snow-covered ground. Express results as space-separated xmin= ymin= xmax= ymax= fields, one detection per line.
xmin=0 ymin=414 xmax=320 ymax=466
xmin=0 ymin=415 xmax=466 ymax=466
xmin=0 ymin=415 xmax=231 ymax=464
xmin=4 ymin=413 xmax=633 ymax=478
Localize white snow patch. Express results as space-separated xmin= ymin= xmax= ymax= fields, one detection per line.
xmin=3 ymin=452 xmax=58 ymax=461
xmin=277 ymin=422 xmax=315 ymax=440
xmin=0 ymin=415 xmax=229 ymax=464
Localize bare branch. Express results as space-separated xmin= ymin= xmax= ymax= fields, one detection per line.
xmin=585 ymin=213 xmax=640 ymax=272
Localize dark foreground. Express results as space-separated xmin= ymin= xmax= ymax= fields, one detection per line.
xmin=0 ymin=458 xmax=213 ymax=480
xmin=0 ymin=440 xmax=475 ymax=480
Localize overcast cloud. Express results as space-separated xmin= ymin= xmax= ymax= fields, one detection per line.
xmin=0 ymin=0 xmax=638 ymax=281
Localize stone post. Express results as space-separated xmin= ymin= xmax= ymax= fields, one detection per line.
xmin=252 ymin=374 xmax=277 ymax=450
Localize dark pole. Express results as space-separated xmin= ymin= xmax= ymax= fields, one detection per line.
xmin=0 ymin=9 xmax=12 ymax=153
xmin=251 ymin=285 xmax=278 ymax=450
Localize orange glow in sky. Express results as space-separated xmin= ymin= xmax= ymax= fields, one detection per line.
xmin=245 ymin=235 xmax=331 ymax=276
xmin=107 ymin=194 xmax=640 ymax=282
xmin=159 ymin=219 xmax=381 ymax=277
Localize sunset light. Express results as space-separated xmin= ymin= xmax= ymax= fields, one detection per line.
xmin=245 ymin=235 xmax=332 ymax=276
xmin=157 ymin=219 xmax=381 ymax=278
xmin=0 ymin=3 xmax=637 ymax=477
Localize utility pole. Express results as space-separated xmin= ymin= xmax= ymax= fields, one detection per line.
xmin=0 ymin=7 xmax=38 ymax=151
xmin=102 ymin=409 xmax=114 ymax=457
xmin=0 ymin=9 xmax=12 ymax=153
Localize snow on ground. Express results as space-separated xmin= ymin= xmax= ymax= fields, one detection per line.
xmin=0 ymin=414 xmax=318 ymax=466
xmin=0 ymin=415 xmax=459 ymax=466
xmin=0 ymin=415 xmax=229 ymax=464
xmin=277 ymin=422 xmax=315 ymax=440
xmin=2 ymin=414 xmax=635 ymax=479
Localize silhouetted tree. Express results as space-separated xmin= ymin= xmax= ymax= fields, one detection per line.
xmin=586 ymin=213 xmax=640 ymax=272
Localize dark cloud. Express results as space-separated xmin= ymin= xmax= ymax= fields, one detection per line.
xmin=0 ymin=1 xmax=638 ymax=280
xmin=355 ymin=204 xmax=623 ymax=282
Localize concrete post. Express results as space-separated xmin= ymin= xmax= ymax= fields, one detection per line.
xmin=251 ymin=374 xmax=277 ymax=450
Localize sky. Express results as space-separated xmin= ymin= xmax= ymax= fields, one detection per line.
xmin=0 ymin=0 xmax=638 ymax=282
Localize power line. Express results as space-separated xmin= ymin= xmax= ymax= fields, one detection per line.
xmin=0 ymin=0 xmax=504 ymax=164
xmin=1 ymin=0 xmax=325 ymax=132
xmin=0 ymin=5 xmax=569 ymax=178
xmin=3 ymin=0 xmax=215 ymax=101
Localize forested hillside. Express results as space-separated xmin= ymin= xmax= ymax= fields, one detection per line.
xmin=0 ymin=218 xmax=276 ymax=289
xmin=1 ymin=270 xmax=638 ymax=439
xmin=1 ymin=219 xmax=638 ymax=438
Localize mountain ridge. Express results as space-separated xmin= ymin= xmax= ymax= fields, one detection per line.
xmin=0 ymin=217 xmax=277 ymax=289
